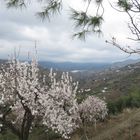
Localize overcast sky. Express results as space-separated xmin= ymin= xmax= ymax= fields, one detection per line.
xmin=0 ymin=0 xmax=139 ymax=63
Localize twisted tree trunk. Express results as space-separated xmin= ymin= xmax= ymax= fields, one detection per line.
xmin=19 ymin=109 xmax=34 ymax=140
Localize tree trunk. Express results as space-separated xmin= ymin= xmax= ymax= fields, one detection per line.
xmin=19 ymin=110 xmax=34 ymax=140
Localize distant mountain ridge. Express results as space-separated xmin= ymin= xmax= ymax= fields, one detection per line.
xmin=39 ymin=61 xmax=111 ymax=71
xmin=0 ymin=59 xmax=140 ymax=72
xmin=111 ymin=59 xmax=140 ymax=68
xmin=39 ymin=59 xmax=140 ymax=71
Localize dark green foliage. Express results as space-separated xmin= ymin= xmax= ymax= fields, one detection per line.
xmin=0 ymin=130 xmax=18 ymax=140
xmin=89 ymin=16 xmax=103 ymax=28
xmin=130 ymin=89 xmax=140 ymax=107
xmin=37 ymin=0 xmax=62 ymax=21
xmin=117 ymin=0 xmax=132 ymax=11
xmin=107 ymin=101 xmax=118 ymax=114
xmin=73 ymin=30 xmax=89 ymax=40
xmin=108 ymin=88 xmax=140 ymax=114
xmin=71 ymin=8 xmax=103 ymax=39
xmin=71 ymin=9 xmax=89 ymax=28
xmin=6 ymin=0 xmax=26 ymax=8
xmin=6 ymin=0 xmax=62 ymax=21
xmin=0 ymin=127 xmax=61 ymax=140
xmin=29 ymin=127 xmax=61 ymax=140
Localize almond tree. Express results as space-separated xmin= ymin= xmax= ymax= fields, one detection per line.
xmin=0 ymin=58 xmax=80 ymax=140
xmin=79 ymin=95 xmax=108 ymax=125
xmin=78 ymin=96 xmax=108 ymax=139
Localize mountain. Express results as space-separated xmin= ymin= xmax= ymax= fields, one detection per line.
xmin=0 ymin=58 xmax=140 ymax=73
xmin=111 ymin=59 xmax=140 ymax=68
xmin=39 ymin=59 xmax=140 ymax=72
xmin=39 ymin=61 xmax=111 ymax=71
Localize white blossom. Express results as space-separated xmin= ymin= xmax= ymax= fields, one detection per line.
xmin=0 ymin=58 xmax=80 ymax=139
xmin=79 ymin=96 xmax=108 ymax=123
xmin=0 ymin=58 xmax=108 ymax=139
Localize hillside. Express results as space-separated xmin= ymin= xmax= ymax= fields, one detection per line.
xmin=74 ymin=62 xmax=140 ymax=102
xmin=1 ymin=108 xmax=140 ymax=140
xmin=70 ymin=108 xmax=140 ymax=140
xmin=0 ymin=59 xmax=140 ymax=140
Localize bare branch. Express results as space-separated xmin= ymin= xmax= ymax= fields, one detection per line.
xmin=106 ymin=38 xmax=140 ymax=54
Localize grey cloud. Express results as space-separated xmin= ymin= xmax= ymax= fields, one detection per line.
xmin=0 ymin=0 xmax=138 ymax=62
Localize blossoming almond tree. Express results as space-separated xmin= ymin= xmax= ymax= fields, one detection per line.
xmin=78 ymin=96 xmax=108 ymax=139
xmin=0 ymin=58 xmax=80 ymax=140
xmin=79 ymin=96 xmax=108 ymax=124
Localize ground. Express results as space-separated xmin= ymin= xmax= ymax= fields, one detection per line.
xmin=69 ymin=108 xmax=140 ymax=140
